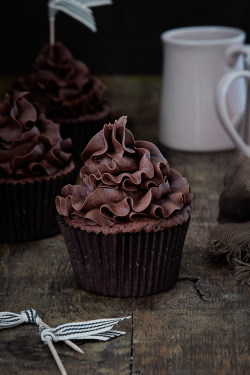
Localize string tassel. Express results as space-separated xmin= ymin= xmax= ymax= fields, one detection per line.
xmin=0 ymin=308 xmax=39 ymax=329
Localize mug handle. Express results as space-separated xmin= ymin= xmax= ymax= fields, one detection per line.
xmin=215 ymin=70 xmax=250 ymax=156
xmin=226 ymin=44 xmax=250 ymax=66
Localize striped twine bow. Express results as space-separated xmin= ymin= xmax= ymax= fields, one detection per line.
xmin=0 ymin=309 xmax=130 ymax=375
xmin=39 ymin=316 xmax=131 ymax=343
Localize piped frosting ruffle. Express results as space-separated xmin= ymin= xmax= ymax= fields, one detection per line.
xmin=56 ymin=116 xmax=192 ymax=226
xmin=13 ymin=43 xmax=107 ymax=119
xmin=0 ymin=92 xmax=72 ymax=178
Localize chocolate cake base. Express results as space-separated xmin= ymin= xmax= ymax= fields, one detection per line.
xmin=57 ymin=214 xmax=190 ymax=297
xmin=0 ymin=163 xmax=76 ymax=242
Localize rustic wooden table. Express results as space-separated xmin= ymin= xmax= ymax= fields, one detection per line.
xmin=0 ymin=76 xmax=249 ymax=375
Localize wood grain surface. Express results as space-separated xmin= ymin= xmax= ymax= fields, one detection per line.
xmin=0 ymin=76 xmax=249 ymax=375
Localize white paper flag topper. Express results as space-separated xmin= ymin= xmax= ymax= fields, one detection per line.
xmin=48 ymin=0 xmax=112 ymax=43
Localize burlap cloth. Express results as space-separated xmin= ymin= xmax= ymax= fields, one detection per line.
xmin=204 ymin=154 xmax=250 ymax=285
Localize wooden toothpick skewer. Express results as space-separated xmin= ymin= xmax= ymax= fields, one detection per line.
xmin=50 ymin=18 xmax=55 ymax=45
xmin=45 ymin=337 xmax=68 ymax=375
xmin=38 ymin=319 xmax=84 ymax=354
xmin=62 ymin=338 xmax=84 ymax=354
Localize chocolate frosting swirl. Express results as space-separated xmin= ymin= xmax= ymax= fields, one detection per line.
xmin=13 ymin=42 xmax=107 ymax=120
xmin=0 ymin=92 xmax=73 ymax=178
xmin=56 ymin=116 xmax=192 ymax=226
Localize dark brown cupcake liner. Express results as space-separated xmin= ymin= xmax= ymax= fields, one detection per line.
xmin=57 ymin=215 xmax=190 ymax=297
xmin=0 ymin=166 xmax=77 ymax=242
xmin=59 ymin=109 xmax=110 ymax=168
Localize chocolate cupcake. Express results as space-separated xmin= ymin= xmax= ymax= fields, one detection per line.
xmin=13 ymin=42 xmax=109 ymax=167
xmin=56 ymin=116 xmax=192 ymax=297
xmin=0 ymin=92 xmax=76 ymax=242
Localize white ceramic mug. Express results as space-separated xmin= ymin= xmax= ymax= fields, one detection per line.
xmin=159 ymin=26 xmax=250 ymax=152
xmin=216 ymin=55 xmax=250 ymax=156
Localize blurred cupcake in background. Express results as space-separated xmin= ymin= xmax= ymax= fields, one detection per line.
xmin=12 ymin=42 xmax=110 ymax=168
xmin=0 ymin=91 xmax=76 ymax=242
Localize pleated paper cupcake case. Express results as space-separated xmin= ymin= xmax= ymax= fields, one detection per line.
xmin=0 ymin=168 xmax=76 ymax=242
xmin=57 ymin=215 xmax=190 ymax=297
